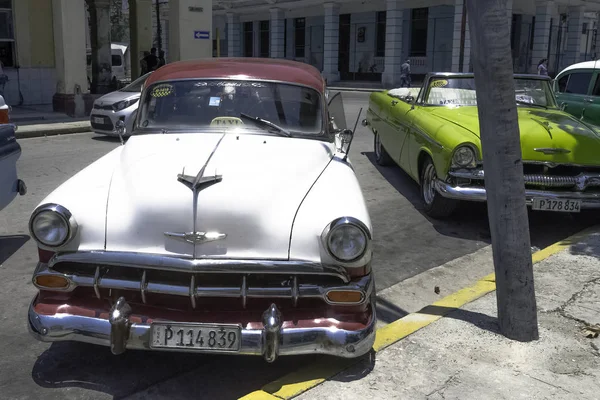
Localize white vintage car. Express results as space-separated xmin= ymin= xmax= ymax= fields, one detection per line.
xmin=27 ymin=58 xmax=376 ymax=362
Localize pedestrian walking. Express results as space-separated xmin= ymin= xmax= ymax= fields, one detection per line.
xmin=140 ymin=51 xmax=150 ymax=76
xmin=537 ymin=59 xmax=548 ymax=76
xmin=144 ymin=48 xmax=159 ymax=72
xmin=157 ymin=50 xmax=166 ymax=69
xmin=0 ymin=60 xmax=7 ymax=96
xmin=400 ymin=59 xmax=411 ymax=88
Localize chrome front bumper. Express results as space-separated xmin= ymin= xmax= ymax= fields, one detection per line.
xmin=434 ymin=179 xmax=600 ymax=208
xmin=28 ymin=293 xmax=376 ymax=362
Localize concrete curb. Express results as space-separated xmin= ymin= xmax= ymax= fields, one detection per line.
xmin=15 ymin=121 xmax=91 ymax=139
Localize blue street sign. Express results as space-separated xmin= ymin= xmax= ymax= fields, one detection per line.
xmin=194 ymin=31 xmax=210 ymax=40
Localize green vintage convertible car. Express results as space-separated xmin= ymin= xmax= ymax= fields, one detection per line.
xmin=364 ymin=72 xmax=600 ymax=218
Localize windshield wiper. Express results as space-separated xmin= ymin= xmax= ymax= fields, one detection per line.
xmin=516 ymin=100 xmax=547 ymax=109
xmin=239 ymin=113 xmax=292 ymax=137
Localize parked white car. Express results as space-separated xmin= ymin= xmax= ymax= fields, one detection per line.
xmin=27 ymin=58 xmax=376 ymax=362
xmin=90 ymin=72 xmax=152 ymax=138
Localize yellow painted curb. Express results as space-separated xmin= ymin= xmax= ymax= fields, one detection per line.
xmin=239 ymin=225 xmax=599 ymax=400
xmin=238 ymin=390 xmax=280 ymax=400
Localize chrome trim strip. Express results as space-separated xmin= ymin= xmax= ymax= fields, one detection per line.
xmin=27 ymin=295 xmax=376 ymax=360
xmin=411 ymin=125 xmax=444 ymax=149
xmin=434 ymin=179 xmax=600 ymax=207
xmin=48 ymin=251 xmax=351 ymax=283
xmin=33 ymin=264 xmax=373 ymax=306
xmin=93 ymin=266 xmax=101 ymax=299
xmin=140 ymin=270 xmax=147 ymax=304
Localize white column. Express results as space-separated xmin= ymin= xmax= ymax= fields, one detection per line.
xmin=382 ymin=0 xmax=404 ymax=88
xmin=128 ymin=0 xmax=153 ymax=79
xmin=52 ymin=0 xmax=89 ymax=116
xmin=168 ymin=0 xmax=213 ymax=61
xmin=531 ymin=1 xmax=555 ymax=73
xmin=270 ymin=8 xmax=285 ymax=58
xmin=452 ymin=0 xmax=471 ymax=72
xmin=565 ymin=5 xmax=585 ymax=67
xmin=322 ymin=3 xmax=340 ymax=83
xmin=226 ymin=13 xmax=242 ymax=57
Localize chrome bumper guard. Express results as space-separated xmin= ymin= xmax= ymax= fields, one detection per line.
xmin=434 ymin=179 xmax=600 ymax=208
xmin=28 ymin=294 xmax=376 ymax=362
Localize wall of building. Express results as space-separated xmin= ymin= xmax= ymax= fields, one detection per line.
xmin=3 ymin=0 xmax=57 ymax=106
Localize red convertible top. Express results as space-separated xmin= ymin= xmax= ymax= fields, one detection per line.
xmin=145 ymin=58 xmax=326 ymax=93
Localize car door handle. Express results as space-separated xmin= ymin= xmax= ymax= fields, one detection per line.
xmin=391 ymin=100 xmax=398 ymax=106
xmin=585 ymin=98 xmax=594 ymax=103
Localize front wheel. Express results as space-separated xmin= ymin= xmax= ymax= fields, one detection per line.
xmin=420 ymin=157 xmax=459 ymax=218
xmin=374 ymin=132 xmax=393 ymax=166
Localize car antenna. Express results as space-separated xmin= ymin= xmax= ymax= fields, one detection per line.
xmin=342 ymin=107 xmax=362 ymax=162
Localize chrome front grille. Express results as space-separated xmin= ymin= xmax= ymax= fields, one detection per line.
xmin=35 ymin=262 xmax=370 ymax=309
xmin=450 ymin=168 xmax=600 ymax=191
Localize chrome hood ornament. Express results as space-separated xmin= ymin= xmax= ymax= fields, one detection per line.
xmin=171 ymin=133 xmax=228 ymax=256
xmin=164 ymin=231 xmax=227 ymax=244
xmin=534 ymin=147 xmax=571 ymax=155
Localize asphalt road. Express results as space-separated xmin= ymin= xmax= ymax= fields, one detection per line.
xmin=1 ymin=91 xmax=599 ymax=399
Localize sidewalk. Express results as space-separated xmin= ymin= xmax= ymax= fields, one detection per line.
xmin=9 ymin=104 xmax=91 ymax=138
xmin=254 ymin=227 xmax=600 ymax=400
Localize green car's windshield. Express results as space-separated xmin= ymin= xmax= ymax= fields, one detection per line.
xmin=422 ymin=77 xmax=558 ymax=109
xmin=136 ymin=79 xmax=324 ymax=136
xmin=120 ymin=72 xmax=153 ymax=92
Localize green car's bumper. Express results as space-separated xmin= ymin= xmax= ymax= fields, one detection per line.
xmin=434 ymin=179 xmax=600 ymax=209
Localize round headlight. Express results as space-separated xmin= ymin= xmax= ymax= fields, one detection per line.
xmin=453 ymin=146 xmax=476 ymax=168
xmin=30 ymin=205 xmax=75 ymax=247
xmin=327 ymin=223 xmax=368 ymax=262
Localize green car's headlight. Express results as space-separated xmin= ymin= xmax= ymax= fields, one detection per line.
xmin=29 ymin=204 xmax=77 ymax=248
xmin=452 ymin=146 xmax=477 ymax=168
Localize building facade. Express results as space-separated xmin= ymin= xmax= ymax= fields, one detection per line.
xmin=1 ymin=0 xmax=600 ymax=107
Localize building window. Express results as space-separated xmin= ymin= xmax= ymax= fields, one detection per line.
xmin=376 ymin=11 xmax=386 ymax=57
xmin=0 ymin=0 xmax=15 ymax=68
xmin=260 ymin=20 xmax=270 ymax=58
xmin=582 ymin=22 xmax=589 ymax=34
xmin=410 ymin=8 xmax=428 ymax=57
xmin=244 ymin=21 xmax=253 ymax=57
xmin=284 ymin=19 xmax=287 ymax=58
xmin=294 ymin=18 xmax=305 ymax=58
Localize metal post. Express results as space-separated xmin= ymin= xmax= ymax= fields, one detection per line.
xmin=217 ymin=28 xmax=221 ymax=57
xmin=155 ymin=0 xmax=162 ymax=54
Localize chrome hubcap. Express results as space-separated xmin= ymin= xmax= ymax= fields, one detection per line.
xmin=375 ymin=134 xmax=381 ymax=158
xmin=422 ymin=164 xmax=437 ymax=205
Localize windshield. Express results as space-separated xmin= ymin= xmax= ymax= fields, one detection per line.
xmin=121 ymin=72 xmax=152 ymax=92
xmin=136 ymin=79 xmax=324 ymax=135
xmin=422 ymin=77 xmax=558 ymax=108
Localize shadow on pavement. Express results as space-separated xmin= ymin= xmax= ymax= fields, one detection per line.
xmin=376 ymin=296 xmax=409 ymax=323
xmin=362 ymin=150 xmax=600 ymax=250
xmin=568 ymin=232 xmax=600 ymax=259
xmin=0 ymin=235 xmax=30 ymax=265
xmin=420 ymin=304 xmax=501 ymax=335
xmin=31 ymin=341 xmax=322 ymax=399
xmin=91 ymin=135 xmax=124 ymax=143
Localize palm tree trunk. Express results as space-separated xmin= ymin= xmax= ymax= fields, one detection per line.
xmin=466 ymin=0 xmax=539 ymax=342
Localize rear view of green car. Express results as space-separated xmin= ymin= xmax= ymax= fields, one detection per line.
xmin=554 ymin=60 xmax=600 ymax=127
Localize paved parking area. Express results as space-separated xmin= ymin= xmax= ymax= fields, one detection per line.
xmin=1 ymin=91 xmax=598 ymax=399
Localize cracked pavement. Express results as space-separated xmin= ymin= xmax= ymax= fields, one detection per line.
xmin=297 ymin=232 xmax=600 ymax=400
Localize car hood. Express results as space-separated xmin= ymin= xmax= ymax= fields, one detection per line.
xmin=95 ymin=90 xmax=140 ymax=105
xmin=105 ymin=132 xmax=334 ymax=259
xmin=428 ymin=106 xmax=600 ymax=165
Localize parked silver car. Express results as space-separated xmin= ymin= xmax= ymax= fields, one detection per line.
xmin=90 ymin=72 xmax=152 ymax=137
xmin=0 ymin=123 xmax=26 ymax=211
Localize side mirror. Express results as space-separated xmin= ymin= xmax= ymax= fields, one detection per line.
xmin=115 ymin=120 xmax=126 ymax=145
